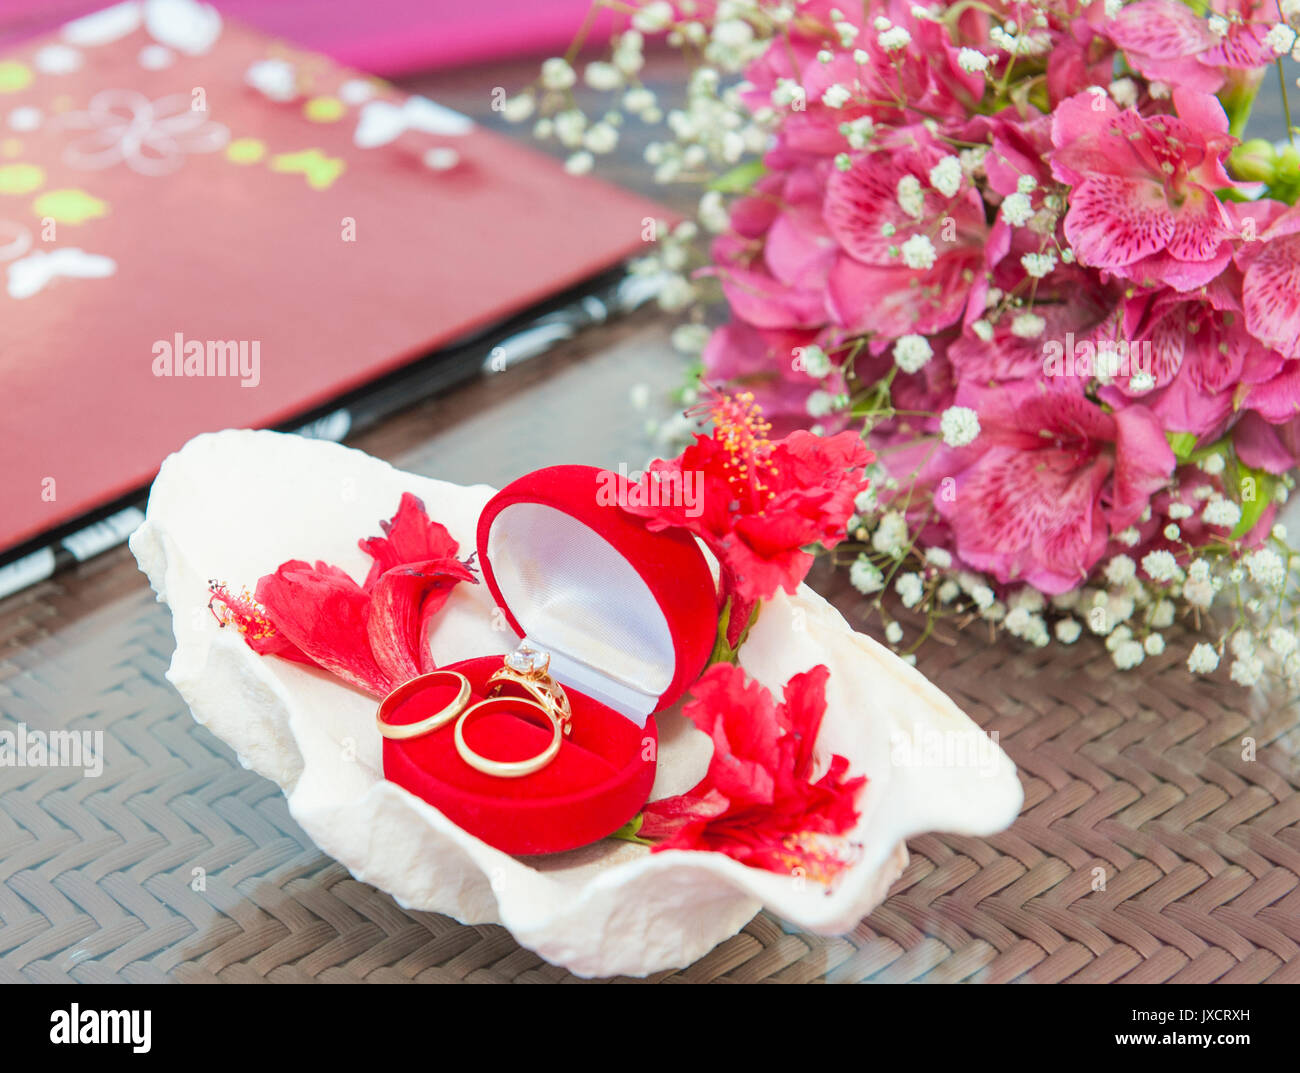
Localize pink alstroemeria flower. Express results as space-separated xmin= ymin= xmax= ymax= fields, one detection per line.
xmin=824 ymin=129 xmax=987 ymax=337
xmin=1050 ymin=88 xmax=1239 ymax=291
xmin=1235 ymin=203 xmax=1300 ymax=359
xmin=935 ymin=384 xmax=1176 ymax=593
xmin=1107 ymin=0 xmax=1280 ymax=94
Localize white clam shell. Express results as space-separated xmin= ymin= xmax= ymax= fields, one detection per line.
xmin=130 ymin=429 xmax=1023 ymax=977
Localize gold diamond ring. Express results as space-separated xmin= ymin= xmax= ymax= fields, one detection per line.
xmin=486 ymin=644 xmax=571 ymax=732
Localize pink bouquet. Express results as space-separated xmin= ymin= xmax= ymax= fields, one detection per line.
xmin=515 ymin=0 xmax=1300 ymax=685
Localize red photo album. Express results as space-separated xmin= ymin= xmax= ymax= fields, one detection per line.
xmin=0 ymin=3 xmax=663 ymax=555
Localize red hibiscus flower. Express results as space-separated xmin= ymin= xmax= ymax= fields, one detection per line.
xmin=640 ymin=663 xmax=866 ymax=882
xmin=209 ymin=492 xmax=476 ymax=697
xmin=624 ymin=390 xmax=871 ymax=646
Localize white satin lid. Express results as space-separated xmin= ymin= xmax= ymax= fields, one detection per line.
xmin=484 ymin=501 xmax=676 ymax=726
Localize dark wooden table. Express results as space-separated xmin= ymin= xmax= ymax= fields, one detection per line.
xmin=1 ymin=55 xmax=1298 ymax=984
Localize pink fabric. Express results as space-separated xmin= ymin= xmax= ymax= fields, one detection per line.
xmin=0 ymin=0 xmax=608 ymax=75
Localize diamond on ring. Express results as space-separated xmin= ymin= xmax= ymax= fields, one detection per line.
xmin=504 ymin=644 xmax=549 ymax=675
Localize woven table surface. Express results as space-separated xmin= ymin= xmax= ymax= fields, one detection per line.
xmin=3 ymin=57 xmax=1299 ymax=985
xmin=3 ymin=308 xmax=1298 ymax=984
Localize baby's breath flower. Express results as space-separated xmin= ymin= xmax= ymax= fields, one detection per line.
xmin=805 ymin=389 xmax=837 ymax=417
xmin=798 ymin=344 xmax=831 ymax=377
xmin=1105 ymin=555 xmax=1136 ymax=585
xmin=840 ymin=115 xmax=875 ymax=148
xmin=541 ymin=57 xmax=577 ymax=90
xmin=583 ymin=122 xmax=619 ymax=153
xmin=925 ymin=547 xmax=953 ymax=569
xmin=1230 ymin=655 xmax=1263 ymax=687
xmin=771 ymin=78 xmax=805 ymax=108
xmin=1269 ymin=626 xmax=1298 ymax=657
xmin=1244 ymin=547 xmax=1286 ymax=589
xmin=822 ymin=83 xmax=852 ymax=108
xmin=900 ymin=234 xmax=937 ymax=270
xmin=1187 ymin=643 xmax=1220 ymax=674
xmin=1020 ymin=251 xmax=1057 ymax=278
xmin=554 ymin=109 xmax=586 ymax=147
xmin=896 ymin=572 xmax=925 ymax=608
xmin=896 ymin=175 xmax=925 ymax=219
xmin=940 ymin=406 xmax=980 ymax=447
xmin=1055 ymin=618 xmax=1082 ymax=644
xmin=632 ymin=1 xmax=675 ymax=33
xmin=878 ymin=26 xmax=911 ymax=50
xmin=622 ymin=86 xmax=656 ymax=114
xmin=893 ymin=333 xmax=933 ymax=372
xmin=698 ymin=190 xmax=729 ymax=233
xmin=670 ymin=323 xmax=711 ymax=354
xmin=584 ymin=61 xmax=624 ymax=91
xmin=929 ymin=155 xmax=963 ymax=197
xmin=1150 ymin=599 xmax=1175 ymax=629
xmin=850 ymin=554 xmax=885 ymax=595
xmin=885 ymin=620 xmax=904 ymax=644
xmin=1231 ymin=630 xmax=1255 ymax=659
xmin=1108 ymin=77 xmax=1137 ymax=108
xmin=1113 ymin=639 xmax=1145 ymax=669
xmin=1141 ymin=549 xmax=1182 ymax=583
xmin=1202 ymin=497 xmax=1241 ymax=528
xmin=656 ymin=272 xmax=694 ymax=310
xmin=502 ymin=94 xmax=535 ymax=122
xmin=873 ymin=511 xmax=909 ymax=558
xmin=564 ymin=150 xmax=594 ymax=175
xmin=957 ymin=47 xmax=991 ymax=73
xmin=1144 ymin=633 xmax=1165 ymax=656
xmin=1010 ymin=312 xmax=1045 ymax=338
xmin=1000 ymin=191 xmax=1033 ymax=227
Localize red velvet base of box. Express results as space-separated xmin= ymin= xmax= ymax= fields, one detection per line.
xmin=381 ymin=655 xmax=657 ymax=855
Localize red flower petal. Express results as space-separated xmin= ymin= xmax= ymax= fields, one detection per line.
xmin=256 ymin=560 xmax=391 ymax=696
xmin=359 ymin=491 xmax=460 ymax=592
xmin=644 ymin=662 xmax=865 ymax=882
xmin=367 ymin=557 xmax=477 ymax=685
xmin=622 ymin=392 xmax=871 ymax=608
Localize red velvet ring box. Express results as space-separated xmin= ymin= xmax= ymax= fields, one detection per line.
xmin=381 ymin=465 xmax=719 ymax=855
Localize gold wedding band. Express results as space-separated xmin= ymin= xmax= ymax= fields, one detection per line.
xmin=454 ymin=696 xmax=563 ymax=778
xmin=376 ymin=670 xmax=472 ymax=740
xmin=486 ymin=645 xmax=572 ymax=729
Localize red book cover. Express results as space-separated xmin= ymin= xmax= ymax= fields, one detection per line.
xmin=0 ymin=3 xmax=662 ymax=553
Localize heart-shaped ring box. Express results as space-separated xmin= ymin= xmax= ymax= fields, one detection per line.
xmin=380 ymin=465 xmax=719 ymax=855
